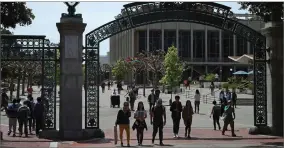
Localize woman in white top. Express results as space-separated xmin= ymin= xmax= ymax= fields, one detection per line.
xmin=133 ymin=101 xmax=147 ymax=146
xmin=194 ymin=89 xmax=201 ymax=114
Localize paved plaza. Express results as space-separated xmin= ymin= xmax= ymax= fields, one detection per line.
xmin=0 ymin=85 xmax=283 ymax=148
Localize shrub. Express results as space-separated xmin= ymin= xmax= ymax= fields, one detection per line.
xmin=205 ymin=73 xmax=215 ymax=81
xmin=222 ymin=82 xmax=229 ymax=89
xmin=248 ymin=83 xmax=254 ymax=90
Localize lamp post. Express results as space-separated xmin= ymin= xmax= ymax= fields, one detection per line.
xmin=230 ymin=68 xmax=233 ymax=77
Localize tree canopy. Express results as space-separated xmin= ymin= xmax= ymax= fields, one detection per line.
xmin=1 ymin=2 xmax=35 ymax=28
xmin=160 ymin=45 xmax=183 ymax=88
xmin=111 ymin=59 xmax=129 ymax=82
xmin=238 ymin=2 xmax=283 ymax=22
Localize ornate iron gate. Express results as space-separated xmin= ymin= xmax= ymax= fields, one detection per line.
xmin=1 ymin=35 xmax=59 ymax=130
xmin=83 ymin=45 xmax=100 ymax=129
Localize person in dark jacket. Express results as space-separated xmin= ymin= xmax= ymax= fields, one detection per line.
xmin=232 ymin=90 xmax=237 ymax=108
xmin=151 ymin=99 xmax=166 ymax=146
xmin=155 ymin=88 xmax=160 ymax=99
xmin=115 ymin=102 xmax=131 ymax=147
xmin=148 ymin=89 xmax=157 ymax=112
xmin=1 ymin=89 xmax=9 ymax=112
xmin=34 ymin=97 xmax=45 ymax=136
xmin=101 ymin=82 xmax=106 ymax=93
xmin=129 ymin=89 xmax=136 ymax=111
xmin=17 ymin=100 xmax=30 ymax=137
xmin=170 ymin=95 xmax=183 ymax=138
xmin=6 ymin=99 xmax=19 ymax=137
xmin=26 ymin=94 xmax=35 ymax=134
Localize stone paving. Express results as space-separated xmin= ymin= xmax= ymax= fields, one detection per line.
xmin=0 ymin=85 xmax=282 ymax=148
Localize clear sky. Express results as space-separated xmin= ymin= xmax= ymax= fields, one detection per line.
xmin=11 ymin=2 xmax=248 ymax=55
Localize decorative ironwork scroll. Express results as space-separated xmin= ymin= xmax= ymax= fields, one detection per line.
xmin=84 ymin=45 xmax=99 ymax=129
xmin=42 ymin=40 xmax=58 ymax=129
xmin=85 ymin=2 xmax=267 ymax=128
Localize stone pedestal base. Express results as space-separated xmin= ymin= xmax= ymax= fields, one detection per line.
xmin=39 ymin=129 xmax=105 ymax=141
xmin=249 ymin=126 xmax=272 ymax=135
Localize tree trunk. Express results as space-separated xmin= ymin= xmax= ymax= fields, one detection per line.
xmin=143 ymin=70 xmax=146 ymax=97
xmin=16 ymin=75 xmax=21 ymax=99
xmin=26 ymin=75 xmax=30 ymax=90
xmin=21 ymin=72 xmax=26 ymax=96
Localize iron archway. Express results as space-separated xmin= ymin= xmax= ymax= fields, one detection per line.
xmin=84 ymin=2 xmax=267 ymax=129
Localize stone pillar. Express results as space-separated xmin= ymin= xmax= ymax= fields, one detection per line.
xmin=233 ymin=35 xmax=236 ymax=56
xmin=56 ymin=15 xmax=87 ymax=140
xmin=261 ymin=22 xmax=283 ymax=136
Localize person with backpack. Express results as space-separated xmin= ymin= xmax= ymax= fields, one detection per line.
xmin=221 ymin=100 xmax=236 ymax=137
xmin=150 ymin=99 xmax=166 ymax=146
xmin=210 ymin=100 xmax=221 ymax=130
xmin=17 ymin=100 xmax=31 ymax=137
xmin=6 ymin=99 xmax=19 ymax=137
xmin=27 ymin=94 xmax=35 ymax=134
xmin=34 ymin=97 xmax=45 ymax=136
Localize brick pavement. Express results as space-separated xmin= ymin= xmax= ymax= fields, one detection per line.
xmin=0 ymin=125 xmax=52 ymax=148
xmin=57 ymin=127 xmax=284 ymax=148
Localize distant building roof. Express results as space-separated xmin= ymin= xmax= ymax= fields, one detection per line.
xmin=228 ymin=54 xmax=253 ymax=64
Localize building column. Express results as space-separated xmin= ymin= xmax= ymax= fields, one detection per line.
xmin=219 ymin=29 xmax=222 ymax=62
xmin=205 ymin=26 xmax=208 ymax=62
xmin=247 ymin=41 xmax=251 ymax=54
xmin=233 ymin=35 xmax=237 ymax=71
xmin=147 ymin=25 xmax=150 ymax=52
xmin=161 ymin=23 xmax=164 ymax=51
xmin=190 ymin=24 xmax=193 ymax=61
xmin=176 ymin=23 xmax=179 ymax=52
xmin=131 ymin=29 xmax=135 ymax=56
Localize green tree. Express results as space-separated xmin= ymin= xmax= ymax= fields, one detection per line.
xmin=111 ymin=59 xmax=129 ymax=82
xmin=160 ymin=45 xmax=183 ymax=99
xmin=1 ymin=2 xmax=35 ymax=28
xmin=238 ymin=2 xmax=283 ymax=22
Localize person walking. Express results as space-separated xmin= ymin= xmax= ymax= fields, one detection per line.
xmin=210 ymin=100 xmax=221 ymax=130
xmin=26 ymin=94 xmax=35 ymax=134
xmin=115 ymin=102 xmax=131 ymax=147
xmin=101 ymin=82 xmax=106 ymax=93
xmin=150 ymin=99 xmax=166 ymax=146
xmin=219 ymin=90 xmax=225 ymax=104
xmin=6 ymin=99 xmax=19 ymax=137
xmin=132 ymin=101 xmax=147 ymax=146
xmin=155 ymin=88 xmax=160 ymax=99
xmin=210 ymin=81 xmax=215 ymax=96
xmin=194 ymin=89 xmax=201 ymax=114
xmin=148 ymin=89 xmax=157 ymax=111
xmin=17 ymin=100 xmax=31 ymax=137
xmin=170 ymin=95 xmax=183 ymax=138
xmin=129 ymin=89 xmax=136 ymax=111
xmin=182 ymin=100 xmax=194 ymax=138
xmin=232 ymin=90 xmax=237 ymax=108
xmin=221 ymin=100 xmax=236 ymax=137
xmin=1 ymin=89 xmax=9 ymax=112
xmin=107 ymin=81 xmax=111 ymax=90
xmin=34 ymin=97 xmax=45 ymax=136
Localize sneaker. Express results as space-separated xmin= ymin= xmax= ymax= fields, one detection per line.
xmin=7 ymin=131 xmax=11 ymax=136
xmin=152 ymin=140 xmax=154 ymax=144
xmin=222 ymin=132 xmax=225 ymax=135
xmin=160 ymin=142 xmax=164 ymax=146
xmin=232 ymin=134 xmax=236 ymax=137
xmin=173 ymin=134 xmax=176 ymax=138
xmin=12 ymin=134 xmax=16 ymax=137
xmin=127 ymin=144 xmax=130 ymax=147
xmin=121 ymin=143 xmax=123 ymax=147
xmin=176 ymin=134 xmax=179 ymax=138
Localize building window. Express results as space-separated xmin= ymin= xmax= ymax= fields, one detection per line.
xmin=138 ymin=30 xmax=147 ymax=53
xmin=222 ymin=31 xmax=234 ymax=58
xmin=250 ymin=42 xmax=254 ymax=55
xmin=193 ymin=30 xmax=205 ymax=59
xmin=236 ymin=36 xmax=247 ymax=56
xmin=207 ymin=30 xmax=219 ymax=59
xmin=164 ymin=30 xmax=176 ymax=52
xmin=149 ymin=30 xmax=162 ymax=52
xmin=178 ymin=30 xmax=191 ymax=58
